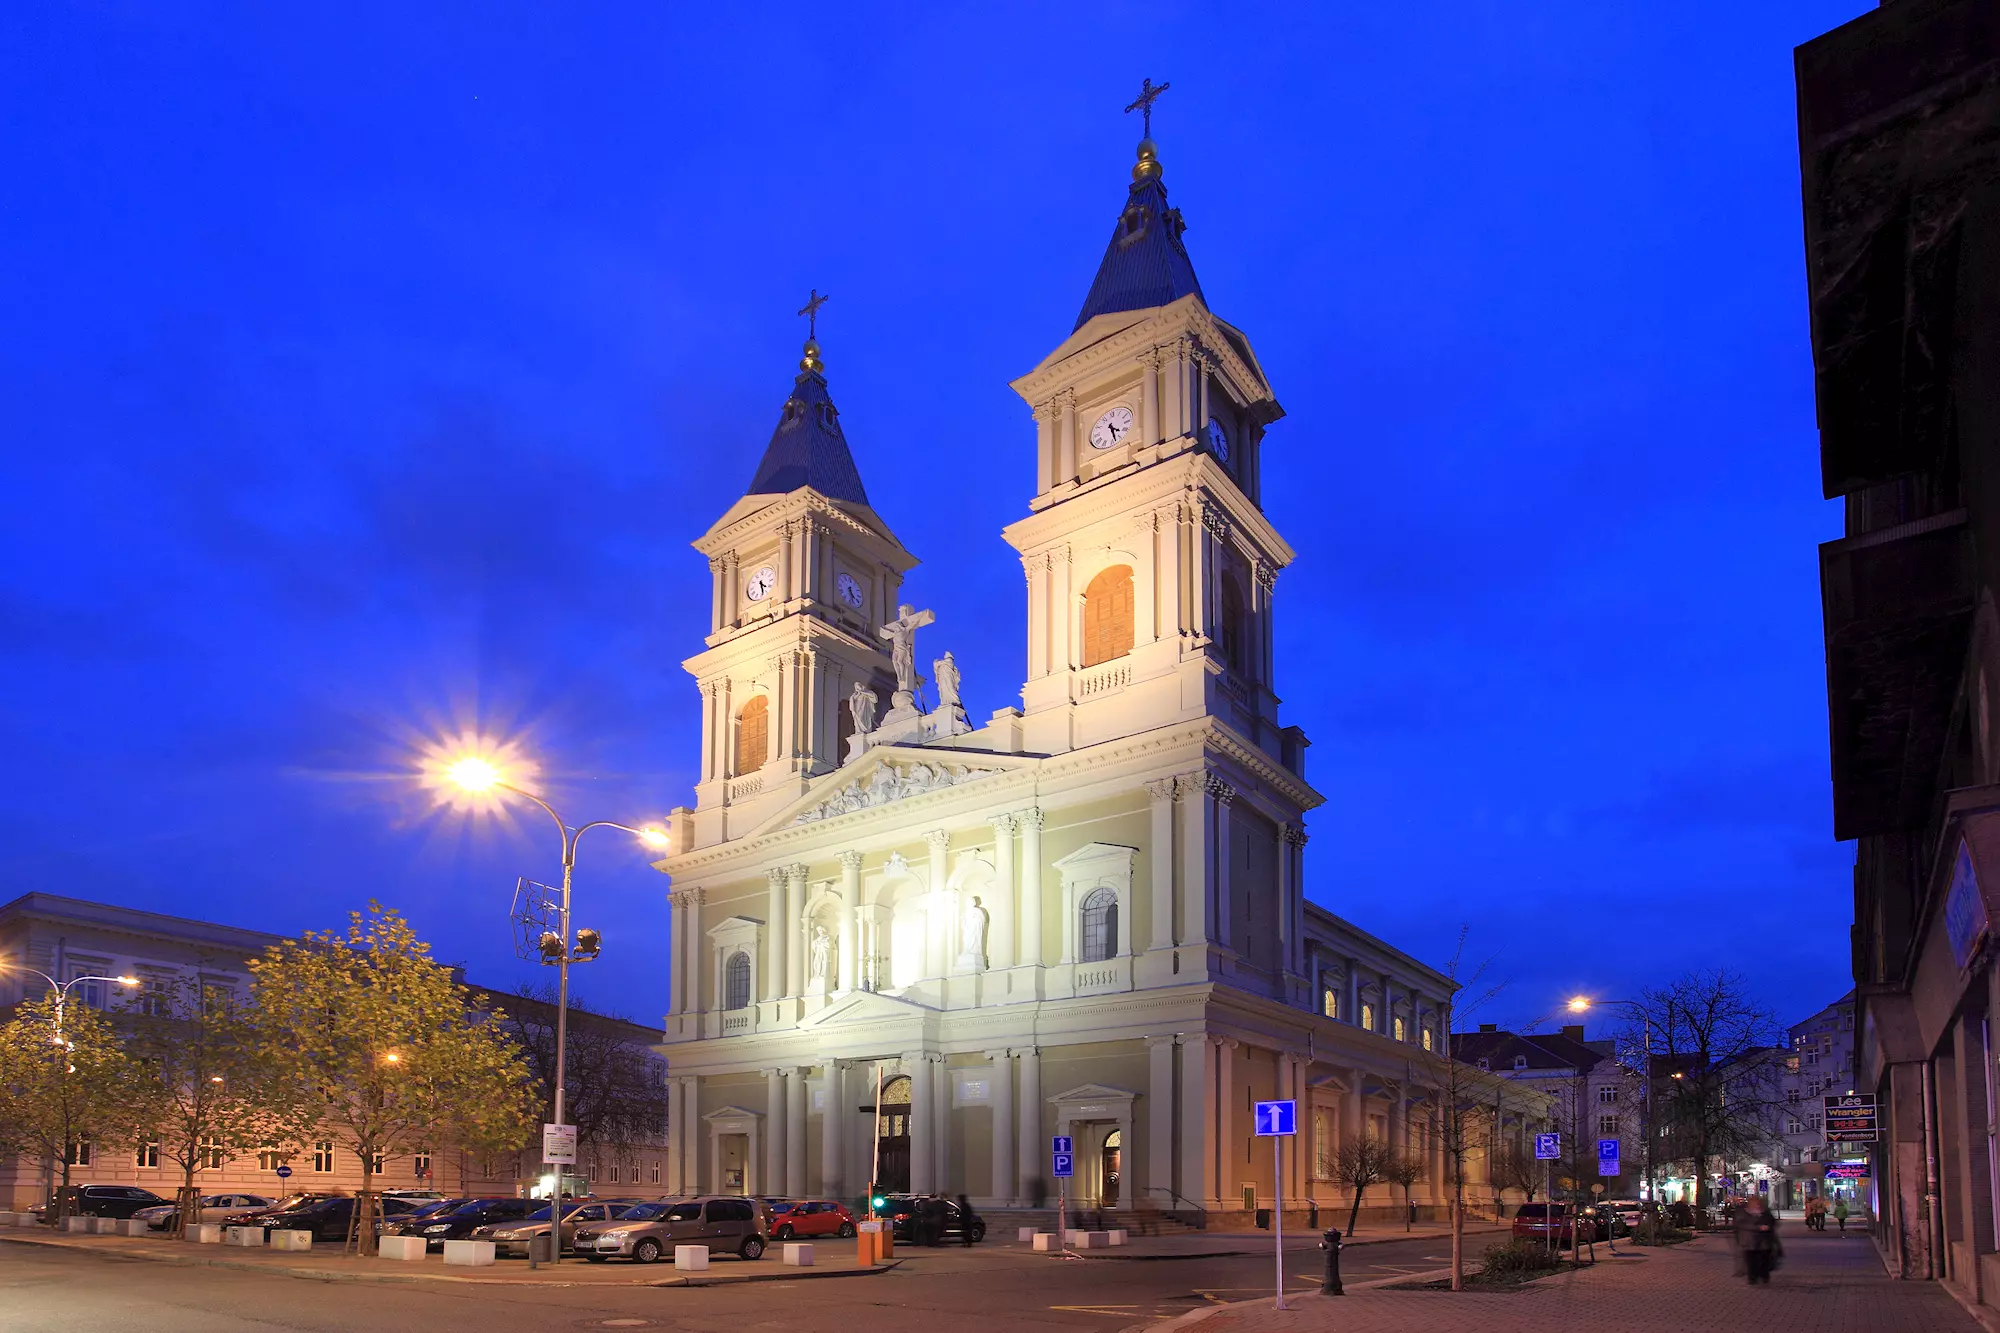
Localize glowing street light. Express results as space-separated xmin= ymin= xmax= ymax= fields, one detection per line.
xmin=447 ymin=756 xmax=501 ymax=793
xmin=1565 ymin=993 xmax=1660 ymax=1208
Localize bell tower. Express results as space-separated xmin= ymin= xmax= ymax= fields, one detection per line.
xmin=1002 ymin=112 xmax=1294 ymax=761
xmin=685 ymin=322 xmax=912 ymax=849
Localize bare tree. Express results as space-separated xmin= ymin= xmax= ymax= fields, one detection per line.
xmin=1490 ymin=1143 xmax=1541 ymax=1204
xmin=1412 ymin=927 xmax=1509 ymax=1290
xmin=1382 ymin=1148 xmax=1427 ymax=1230
xmin=1633 ymin=970 xmax=1784 ymax=1211
xmin=1333 ymin=1135 xmax=1394 ymax=1237
xmin=498 ymin=983 xmax=670 ymax=1174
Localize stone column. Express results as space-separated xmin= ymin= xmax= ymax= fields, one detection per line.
xmin=1344 ymin=1071 xmax=1365 ymax=1149
xmin=1140 ymin=346 xmax=1161 ymax=446
xmin=667 ymin=894 xmax=686 ymax=1016
xmin=764 ymin=1069 xmax=785 ymax=1194
xmin=837 ymin=851 xmax=862 ymax=993
xmin=1180 ymin=1037 xmax=1211 ymax=1209
xmin=786 ymin=1067 xmax=808 ymax=1198
xmin=1176 ymin=777 xmax=1205 ymax=948
xmin=681 ymin=1077 xmax=702 ymax=1193
xmin=907 ymin=1051 xmax=934 ymax=1194
xmin=765 ymin=869 xmax=788 ymax=1002
xmin=680 ymin=889 xmax=706 ymax=1019
xmin=1015 ymin=1047 xmax=1042 ymax=1205
xmin=1389 ymin=1084 xmax=1409 ymax=1210
xmin=925 ymin=831 xmax=950 ymax=980
xmin=1033 ymin=400 xmax=1055 ymax=494
xmin=1215 ymin=1040 xmax=1238 ymax=1207
xmin=785 ymin=865 xmax=808 ymax=996
xmin=1209 ymin=778 xmax=1236 ymax=949
xmin=665 ymin=1077 xmax=685 ymax=1191
xmin=820 ymin=1061 xmax=845 ymax=1198
xmin=1347 ymin=962 xmax=1361 ymax=1030
xmin=1019 ymin=810 xmax=1044 ymax=967
xmin=777 ymin=520 xmax=794 ymax=604
xmin=1147 ymin=780 xmax=1177 ymax=951
xmin=989 ymin=1050 xmax=1015 ymax=1206
xmin=1058 ymin=388 xmax=1078 ymax=486
xmin=1147 ymin=1036 xmax=1177 ymax=1204
xmin=932 ymin=1055 xmax=951 ymax=1191
xmin=1278 ymin=825 xmax=1305 ymax=977
xmin=991 ymin=814 xmax=1018 ymax=970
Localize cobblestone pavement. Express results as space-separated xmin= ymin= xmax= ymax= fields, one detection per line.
xmin=1143 ymin=1229 xmax=1983 ymax=1333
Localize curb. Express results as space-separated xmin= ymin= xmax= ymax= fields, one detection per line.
xmin=1030 ymin=1225 xmax=1511 ymax=1263
xmin=0 ymin=1232 xmax=897 ymax=1288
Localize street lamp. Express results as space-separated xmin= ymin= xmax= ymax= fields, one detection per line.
xmin=1566 ymin=995 xmax=1658 ymax=1209
xmin=0 ymin=965 xmax=139 ymax=1061
xmin=444 ymin=754 xmax=667 ymax=1264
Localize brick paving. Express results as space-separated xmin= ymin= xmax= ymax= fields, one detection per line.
xmin=1142 ymin=1229 xmax=1984 ymax=1333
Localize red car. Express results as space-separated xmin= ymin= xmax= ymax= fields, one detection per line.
xmin=759 ymin=1198 xmax=857 ymax=1240
xmin=1512 ymin=1202 xmax=1602 ymax=1244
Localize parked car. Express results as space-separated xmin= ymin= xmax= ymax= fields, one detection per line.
xmin=43 ymin=1185 xmax=169 ymax=1220
xmin=880 ymin=1194 xmax=985 ymax=1244
xmin=1602 ymin=1198 xmax=1644 ymax=1230
xmin=574 ymin=1196 xmax=770 ymax=1263
xmin=132 ymin=1194 xmax=275 ymax=1231
xmin=382 ymin=1189 xmax=446 ymax=1202
xmin=472 ymin=1200 xmax=644 ymax=1257
xmin=1512 ymin=1202 xmax=1598 ymax=1244
xmin=251 ymin=1195 xmax=424 ymax=1242
xmin=760 ymin=1198 xmax=857 ymax=1240
xmin=218 ymin=1192 xmax=341 ymax=1226
xmin=387 ymin=1196 xmax=538 ymax=1251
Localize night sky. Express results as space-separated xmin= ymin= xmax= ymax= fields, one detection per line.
xmin=1 ymin=2 xmax=1866 ymax=1037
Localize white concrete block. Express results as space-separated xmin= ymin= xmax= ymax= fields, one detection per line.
xmin=0 ymin=1212 xmax=18 ymax=1226
xmin=269 ymin=1229 xmax=312 ymax=1252
xmin=91 ymin=1217 xmax=120 ymax=1234
xmin=782 ymin=1242 xmax=814 ymax=1266
xmin=112 ymin=1219 xmax=149 ymax=1236
xmin=225 ymin=1226 xmax=265 ymax=1247
xmin=186 ymin=1224 xmax=222 ymax=1244
xmin=1063 ymin=1228 xmax=1085 ymax=1245
xmin=1108 ymin=1229 xmax=1129 ymax=1246
xmin=1017 ymin=1227 xmax=1039 ymax=1243
xmin=442 ymin=1239 xmax=495 ymax=1266
xmin=1082 ymin=1231 xmax=1110 ymax=1248
xmin=673 ymin=1244 xmax=709 ymax=1271
xmin=378 ymin=1235 xmax=426 ymax=1261
xmin=1032 ymin=1232 xmax=1059 ymax=1252
xmin=64 ymin=1217 xmax=93 ymax=1233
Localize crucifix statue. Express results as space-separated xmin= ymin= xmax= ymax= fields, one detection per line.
xmin=1125 ymin=77 xmax=1170 ymax=139
xmin=797 ymin=288 xmax=830 ymax=338
xmin=878 ymin=603 xmax=935 ymax=711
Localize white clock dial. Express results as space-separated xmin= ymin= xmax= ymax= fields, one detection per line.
xmin=1206 ymin=416 xmax=1230 ymax=462
xmin=835 ymin=572 xmax=864 ymax=608
xmin=1088 ymin=405 xmax=1135 ymax=450
xmin=744 ymin=565 xmax=777 ymax=602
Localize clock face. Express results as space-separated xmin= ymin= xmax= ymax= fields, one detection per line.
xmin=1206 ymin=416 xmax=1230 ymax=462
xmin=744 ymin=565 xmax=777 ymax=602
xmin=835 ymin=572 xmax=864 ymax=608
xmin=1088 ymin=405 xmax=1135 ymax=451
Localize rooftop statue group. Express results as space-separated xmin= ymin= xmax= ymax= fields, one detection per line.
xmin=844 ymin=603 xmax=971 ymax=761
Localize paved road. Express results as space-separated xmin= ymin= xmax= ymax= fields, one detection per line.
xmin=0 ymin=1231 xmax=1476 ymax=1333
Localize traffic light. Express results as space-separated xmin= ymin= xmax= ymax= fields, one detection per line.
xmin=869 ymin=1183 xmax=887 ymax=1211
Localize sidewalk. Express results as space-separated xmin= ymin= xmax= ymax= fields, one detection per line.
xmin=1006 ymin=1220 xmax=1507 ymax=1261
xmin=1137 ymin=1229 xmax=1981 ymax=1333
xmin=0 ymin=1226 xmax=893 ymax=1287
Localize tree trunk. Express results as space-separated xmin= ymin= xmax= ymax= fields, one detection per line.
xmin=1450 ymin=1182 xmax=1464 ymax=1291
xmin=1347 ymin=1183 xmax=1365 ymax=1237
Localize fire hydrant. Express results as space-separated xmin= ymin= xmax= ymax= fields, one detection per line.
xmin=1320 ymin=1228 xmax=1344 ymax=1295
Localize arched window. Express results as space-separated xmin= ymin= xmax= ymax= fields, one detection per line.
xmin=1360 ymin=1001 xmax=1375 ymax=1032
xmin=1079 ymin=886 xmax=1118 ymax=963
xmin=723 ymin=951 xmax=751 ymax=1011
xmin=1218 ymin=576 xmax=1248 ymax=674
xmin=1393 ymin=1015 xmax=1407 ymax=1042
xmin=1322 ymin=989 xmax=1340 ymax=1020
xmin=1081 ymin=565 xmax=1134 ymax=668
xmin=734 ymin=696 xmax=768 ymax=775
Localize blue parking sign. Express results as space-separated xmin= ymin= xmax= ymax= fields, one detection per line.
xmin=1254 ymin=1100 xmax=1298 ymax=1136
xmin=1052 ymin=1152 xmax=1074 ymax=1178
xmin=1534 ymin=1133 xmax=1560 ymax=1160
xmin=1598 ymin=1138 xmax=1620 ymax=1176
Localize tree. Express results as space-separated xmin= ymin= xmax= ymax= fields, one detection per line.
xmin=1333 ymin=1135 xmax=1394 ymax=1237
xmin=248 ymin=905 xmax=538 ymax=1253
xmin=496 ymin=983 xmax=669 ymax=1178
xmin=1411 ymin=927 xmax=1509 ymax=1290
xmin=1632 ymin=970 xmax=1784 ymax=1213
xmin=0 ymin=994 xmax=142 ymax=1220
xmin=1382 ymin=1148 xmax=1427 ymax=1231
xmin=125 ymin=972 xmax=282 ymax=1236
xmin=1489 ymin=1142 xmax=1541 ymax=1205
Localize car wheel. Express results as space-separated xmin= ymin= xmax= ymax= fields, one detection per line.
xmin=632 ymin=1238 xmax=663 ymax=1264
xmin=774 ymin=1224 xmax=794 ymax=1240
xmin=837 ymin=1221 xmax=856 ymax=1238
xmin=968 ymin=1222 xmax=986 ymax=1244
xmin=740 ymin=1236 xmax=765 ymax=1261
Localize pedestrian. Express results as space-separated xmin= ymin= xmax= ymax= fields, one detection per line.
xmin=957 ymin=1194 xmax=976 ymax=1247
xmin=1834 ymin=1198 xmax=1850 ymax=1232
xmin=1734 ymin=1195 xmax=1781 ymax=1285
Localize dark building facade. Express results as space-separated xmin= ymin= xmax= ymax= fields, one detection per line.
xmin=1800 ymin=0 xmax=2000 ymax=1304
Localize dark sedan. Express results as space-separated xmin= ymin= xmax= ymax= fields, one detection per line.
xmin=386 ymin=1197 xmax=538 ymax=1251
xmin=881 ymin=1194 xmax=985 ymax=1244
xmin=251 ymin=1195 xmax=423 ymax=1242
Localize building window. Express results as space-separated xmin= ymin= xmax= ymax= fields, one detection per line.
xmin=1787 ymin=1088 xmax=1800 ymax=1103
xmin=1421 ymin=1026 xmax=1434 ymax=1051
xmin=413 ymin=1152 xmax=431 ymax=1179
xmin=723 ymin=951 xmax=752 ymax=1011
xmin=1218 ymin=575 xmax=1250 ymax=674
xmin=1597 ymin=1115 xmax=1618 ymax=1135
xmin=1514 ymin=1055 xmax=1528 ymax=1070
xmin=1808 ymin=1114 xmax=1823 ymax=1131
xmin=734 ymin=697 xmax=769 ymax=775
xmin=1360 ymin=1002 xmax=1375 ymax=1032
xmin=66 ymin=1140 xmax=92 ymax=1166
xmin=68 ymin=969 xmax=107 ymax=1010
xmin=312 ymin=1142 xmax=334 ymax=1173
xmin=257 ymin=1147 xmax=283 ymax=1171
xmin=370 ymin=1150 xmax=386 ymax=1173
xmin=1392 ymin=1015 xmax=1407 ymax=1043
xmin=200 ymin=1138 xmax=226 ymax=1170
xmin=1598 ymin=1087 xmax=1617 ymax=1104
xmin=1081 ymin=565 xmax=1135 ymax=667
xmin=1787 ymin=1118 xmax=1802 ymax=1135
xmin=609 ymin=1164 xmax=620 ymax=1184
xmin=651 ymin=1163 xmax=662 ymax=1185
xmin=136 ymin=1142 xmax=159 ymax=1169
xmin=136 ymin=977 xmax=171 ymax=1017
xmin=1322 ymin=989 xmax=1339 ymax=1020
xmin=1080 ymin=886 xmax=1118 ymax=963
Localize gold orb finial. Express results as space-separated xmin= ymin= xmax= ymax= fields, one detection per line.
xmin=1133 ymin=138 xmax=1161 ymax=182
xmin=800 ymin=337 xmax=823 ymax=375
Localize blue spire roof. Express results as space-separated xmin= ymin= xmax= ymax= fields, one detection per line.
xmin=1073 ymin=141 xmax=1205 ymax=331
xmin=744 ymin=342 xmax=869 ymax=506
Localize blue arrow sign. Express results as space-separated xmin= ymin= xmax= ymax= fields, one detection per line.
xmin=1253 ymin=1099 xmax=1298 ymax=1137
xmin=1052 ymin=1152 xmax=1074 ymax=1178
xmin=1534 ymin=1133 xmax=1560 ymax=1161
xmin=275 ymin=1165 xmax=293 ymax=1179
xmin=1051 ymin=1135 xmax=1073 ymax=1155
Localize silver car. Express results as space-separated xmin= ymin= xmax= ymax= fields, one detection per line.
xmin=132 ymin=1193 xmax=275 ymax=1231
xmin=575 ymin=1196 xmax=770 ymax=1263
xmin=473 ymin=1200 xmax=644 ymax=1257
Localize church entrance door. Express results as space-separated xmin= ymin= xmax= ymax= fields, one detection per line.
xmin=1100 ymin=1129 xmax=1121 ymax=1209
xmin=876 ymin=1075 xmax=912 ymax=1193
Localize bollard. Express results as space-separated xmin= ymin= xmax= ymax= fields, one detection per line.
xmin=1319 ymin=1228 xmax=1344 ymax=1296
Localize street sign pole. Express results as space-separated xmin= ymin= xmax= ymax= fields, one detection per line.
xmin=1254 ymin=1099 xmax=1298 ymax=1311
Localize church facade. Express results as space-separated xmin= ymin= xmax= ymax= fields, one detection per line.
xmin=651 ymin=131 xmax=1544 ymax=1218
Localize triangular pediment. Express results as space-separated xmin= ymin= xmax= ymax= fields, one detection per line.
xmin=1048 ymin=1081 xmax=1137 ymax=1105
xmin=749 ymin=745 xmax=1033 ymax=838
xmin=702 ymin=1103 xmax=762 ymax=1122
xmin=796 ymin=987 xmax=933 ymax=1031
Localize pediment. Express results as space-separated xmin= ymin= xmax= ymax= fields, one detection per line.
xmin=1048 ymin=1081 xmax=1137 ymax=1106
xmin=702 ymin=1103 xmax=762 ymax=1122
xmin=750 ymin=746 xmax=1031 ymax=837
xmin=795 ymin=987 xmax=932 ymax=1031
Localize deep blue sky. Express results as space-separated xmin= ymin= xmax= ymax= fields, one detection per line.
xmin=0 ymin=2 xmax=1866 ymax=1035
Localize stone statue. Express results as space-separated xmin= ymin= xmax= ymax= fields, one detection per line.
xmin=845 ymin=681 xmax=877 ymax=762
xmin=878 ymin=603 xmax=935 ymax=711
xmin=809 ymin=924 xmax=833 ymax=984
xmin=935 ymin=651 xmax=962 ymax=711
xmin=958 ymin=895 xmax=988 ymax=971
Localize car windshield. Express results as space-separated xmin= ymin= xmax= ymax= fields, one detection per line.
xmin=441 ymin=1200 xmax=508 ymax=1218
xmin=619 ymin=1202 xmax=702 ymax=1223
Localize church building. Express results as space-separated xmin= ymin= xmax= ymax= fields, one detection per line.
xmin=651 ymin=119 xmax=1543 ymax=1220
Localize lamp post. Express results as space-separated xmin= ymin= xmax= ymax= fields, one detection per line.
xmin=1567 ymin=996 xmax=1656 ymax=1211
xmin=445 ymin=757 xmax=666 ymax=1264
xmin=1 ymin=966 xmax=140 ymax=1063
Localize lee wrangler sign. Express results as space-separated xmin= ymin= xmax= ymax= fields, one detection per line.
xmin=1824 ymin=1094 xmax=1879 ymax=1144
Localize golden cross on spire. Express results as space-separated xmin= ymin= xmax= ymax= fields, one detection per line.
xmin=797 ymin=288 xmax=830 ymax=339
xmin=1125 ymin=77 xmax=1170 ymax=139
